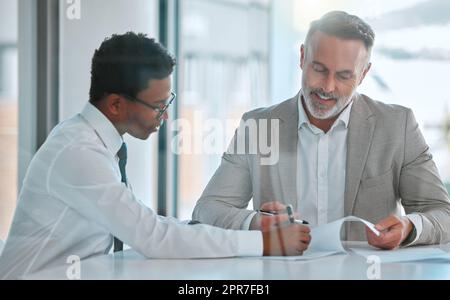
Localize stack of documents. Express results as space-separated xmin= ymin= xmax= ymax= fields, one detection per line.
xmin=254 ymin=216 xmax=450 ymax=263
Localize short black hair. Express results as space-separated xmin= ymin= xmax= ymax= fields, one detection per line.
xmin=306 ymin=11 xmax=375 ymax=50
xmin=89 ymin=32 xmax=176 ymax=103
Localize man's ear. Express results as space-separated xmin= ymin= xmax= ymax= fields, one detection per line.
xmin=300 ymin=44 xmax=306 ymax=70
xmin=105 ymin=94 xmax=124 ymax=117
xmin=359 ymin=62 xmax=372 ymax=85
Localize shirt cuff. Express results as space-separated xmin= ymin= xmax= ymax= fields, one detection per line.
xmin=404 ymin=214 xmax=423 ymax=246
xmin=236 ymin=230 xmax=263 ymax=257
xmin=241 ymin=212 xmax=258 ymax=230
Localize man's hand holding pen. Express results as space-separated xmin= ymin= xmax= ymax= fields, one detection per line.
xmin=250 ymin=201 xmax=289 ymax=231
xmin=250 ymin=201 xmax=309 ymax=231
xmin=252 ymin=201 xmax=312 ymax=256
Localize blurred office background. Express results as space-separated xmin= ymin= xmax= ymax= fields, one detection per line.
xmin=1 ymin=0 xmax=450 ymax=240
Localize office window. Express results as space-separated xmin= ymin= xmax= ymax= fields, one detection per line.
xmin=271 ymin=0 xmax=450 ymax=193
xmin=176 ymin=0 xmax=271 ymax=219
xmin=0 ymin=0 xmax=18 ymax=240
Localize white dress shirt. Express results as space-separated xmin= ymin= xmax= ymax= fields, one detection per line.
xmin=297 ymin=94 xmax=353 ymax=227
xmin=0 ymin=102 xmax=262 ymax=279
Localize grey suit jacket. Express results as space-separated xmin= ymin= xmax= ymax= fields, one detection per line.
xmin=193 ymin=93 xmax=450 ymax=245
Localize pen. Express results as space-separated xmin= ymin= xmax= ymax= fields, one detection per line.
xmin=286 ymin=205 xmax=296 ymax=224
xmin=258 ymin=206 xmax=309 ymax=225
xmin=258 ymin=209 xmax=279 ymax=216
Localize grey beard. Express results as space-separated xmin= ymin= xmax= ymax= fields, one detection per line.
xmin=302 ymin=89 xmax=354 ymax=120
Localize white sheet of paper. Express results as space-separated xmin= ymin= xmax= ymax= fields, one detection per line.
xmin=350 ymin=247 xmax=450 ymax=263
xmin=255 ymin=216 xmax=379 ymax=261
xmin=307 ymin=216 xmax=380 ymax=253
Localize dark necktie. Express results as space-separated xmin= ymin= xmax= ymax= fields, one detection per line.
xmin=113 ymin=142 xmax=127 ymax=252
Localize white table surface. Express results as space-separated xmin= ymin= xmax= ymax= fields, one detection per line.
xmin=23 ymin=242 xmax=450 ymax=280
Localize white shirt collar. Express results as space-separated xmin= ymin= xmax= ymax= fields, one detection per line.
xmin=298 ymin=91 xmax=354 ymax=131
xmin=80 ymin=102 xmax=123 ymax=156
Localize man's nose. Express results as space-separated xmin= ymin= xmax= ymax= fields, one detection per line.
xmin=323 ymin=74 xmax=336 ymax=94
xmin=161 ymin=111 xmax=169 ymax=120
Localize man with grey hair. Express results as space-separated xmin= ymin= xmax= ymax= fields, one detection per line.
xmin=193 ymin=11 xmax=450 ymax=249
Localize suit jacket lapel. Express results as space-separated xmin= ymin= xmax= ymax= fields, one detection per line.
xmin=270 ymin=95 xmax=299 ymax=209
xmin=345 ymin=94 xmax=376 ymax=215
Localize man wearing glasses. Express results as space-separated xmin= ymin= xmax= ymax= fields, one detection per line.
xmin=0 ymin=32 xmax=310 ymax=279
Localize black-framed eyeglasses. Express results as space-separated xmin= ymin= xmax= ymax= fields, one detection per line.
xmin=120 ymin=92 xmax=176 ymax=119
